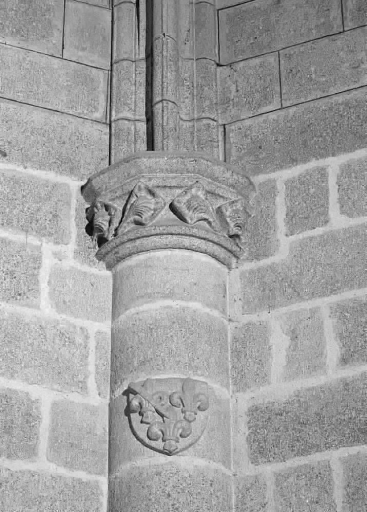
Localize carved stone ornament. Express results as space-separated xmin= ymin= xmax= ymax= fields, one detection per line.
xmin=82 ymin=152 xmax=256 ymax=269
xmin=127 ymin=377 xmax=209 ymax=455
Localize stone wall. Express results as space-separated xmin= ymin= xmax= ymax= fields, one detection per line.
xmin=218 ymin=1 xmax=367 ymax=510
xmin=0 ymin=1 xmax=112 ymax=511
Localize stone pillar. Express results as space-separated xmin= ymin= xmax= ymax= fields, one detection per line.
xmin=82 ymin=153 xmax=254 ymax=511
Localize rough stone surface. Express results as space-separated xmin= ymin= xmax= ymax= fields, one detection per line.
xmin=0 ymin=309 xmax=90 ymax=394
xmin=218 ymin=54 xmax=281 ymax=124
xmin=179 ymin=118 xmax=219 ymax=157
xmin=49 ymin=264 xmax=112 ymax=323
xmin=274 ymin=308 xmax=327 ymax=381
xmin=247 ymin=372 xmax=367 ymax=464
xmin=338 ymin=156 xmax=367 ymax=218
xmin=84 ymin=0 xmax=110 ymax=6
xmin=110 ymin=388 xmax=231 ymax=470
xmin=48 ymin=400 xmax=108 ymax=475
xmin=195 ymin=2 xmax=217 ymax=60
xmin=113 ymin=2 xmax=137 ymax=62
xmin=95 ymin=330 xmax=111 ymax=399
xmin=227 ymin=87 xmax=367 ymax=175
xmin=235 ymin=474 xmax=268 ymax=512
xmin=219 ymin=0 xmax=342 ymax=64
xmin=285 ymin=167 xmax=329 ymax=236
xmin=0 ymin=169 xmax=71 ymax=244
xmin=0 ymin=238 xmax=41 ymax=308
xmin=195 ymin=59 xmax=218 ymax=120
xmin=111 ymin=119 xmax=146 ymax=163
xmin=241 ymin=179 xmax=279 ymax=261
xmin=240 ymin=224 xmax=367 ymax=314
xmin=113 ymin=252 xmax=227 ymax=318
xmin=343 ymin=0 xmax=367 ymax=29
xmin=111 ymin=307 xmax=229 ymax=392
xmin=0 ymin=388 xmax=41 ymax=460
xmin=274 ymin=461 xmax=336 ymax=511
xmin=330 ymin=297 xmax=367 ymax=368
xmin=342 ymin=452 xmax=367 ymax=511
xmin=281 ymin=27 xmax=367 ymax=106
xmin=64 ymin=0 xmax=111 ymax=69
xmin=0 ymin=468 xmax=104 ymax=511
xmin=109 ymin=464 xmax=232 ymax=512
xmin=0 ymin=99 xmax=109 ymax=179
xmin=0 ymin=0 xmax=63 ymax=56
xmin=231 ymin=321 xmax=271 ymax=393
xmin=0 ymin=44 xmax=108 ymax=121
xmin=112 ymin=59 xmax=145 ymax=120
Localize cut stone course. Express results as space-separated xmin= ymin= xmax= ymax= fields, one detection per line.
xmin=219 ymin=0 xmax=342 ymax=64
xmin=109 ymin=464 xmax=232 ymax=512
xmin=330 ymin=297 xmax=367 ymax=368
xmin=0 ymin=0 xmax=63 ymax=56
xmin=113 ymin=2 xmax=137 ymax=62
xmin=111 ymin=119 xmax=146 ymax=163
xmin=111 ymin=307 xmax=229 ymax=392
xmin=342 ymin=452 xmax=367 ymax=511
xmin=64 ymin=0 xmax=111 ymax=69
xmin=343 ymin=0 xmax=367 ymax=29
xmin=241 ymin=224 xmax=367 ymax=313
xmin=0 ymin=468 xmax=104 ymax=512
xmin=0 ymin=44 xmax=108 ymax=121
xmin=0 ymin=310 xmax=90 ymax=394
xmin=226 ymin=87 xmax=367 ymax=175
xmin=338 ymin=156 xmax=367 ymax=218
xmin=246 ymin=372 xmax=367 ymax=464
xmin=281 ymin=27 xmax=367 ymax=106
xmin=112 ymin=59 xmax=145 ymax=120
xmin=0 ymin=99 xmax=109 ymax=179
xmin=48 ymin=400 xmax=108 ymax=475
xmin=0 ymin=238 xmax=41 ymax=308
xmin=95 ymin=330 xmax=111 ymax=399
xmin=231 ymin=321 xmax=271 ymax=393
xmin=48 ymin=264 xmax=112 ymax=323
xmin=0 ymin=169 xmax=71 ymax=244
xmin=195 ymin=2 xmax=217 ymax=60
xmin=0 ymin=388 xmax=41 ymax=460
xmin=218 ymin=53 xmax=281 ymax=124
xmin=285 ymin=167 xmax=329 ymax=235
xmin=112 ymin=251 xmax=227 ymax=317
xmin=274 ymin=461 xmax=336 ymax=511
xmin=235 ymin=474 xmax=268 ymax=512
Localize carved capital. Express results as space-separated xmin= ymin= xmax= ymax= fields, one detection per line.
xmin=82 ymin=152 xmax=255 ymax=269
xmin=127 ymin=377 xmax=210 ymax=455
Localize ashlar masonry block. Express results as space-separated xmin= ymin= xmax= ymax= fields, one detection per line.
xmin=338 ymin=155 xmax=367 ymax=218
xmin=343 ymin=0 xmax=367 ymax=29
xmin=342 ymin=452 xmax=367 ymax=510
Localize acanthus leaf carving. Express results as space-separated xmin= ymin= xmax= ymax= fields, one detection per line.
xmin=216 ymin=198 xmax=251 ymax=243
xmin=127 ymin=378 xmax=209 ymax=455
xmin=86 ymin=200 xmax=122 ymax=247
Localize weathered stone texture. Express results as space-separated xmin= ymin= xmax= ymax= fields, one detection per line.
xmin=241 ymin=224 xmax=367 ymax=313
xmin=231 ymin=322 xmax=271 ymax=393
xmin=111 ymin=119 xmax=146 ymax=163
xmin=179 ymin=118 xmax=219 ymax=157
xmin=342 ymin=452 xmax=367 ymax=511
xmin=0 ymin=388 xmax=41 ymax=460
xmin=0 ymin=468 xmax=104 ymax=512
xmin=195 ymin=2 xmax=217 ymax=60
xmin=247 ymin=372 xmax=367 ymax=464
xmin=112 ymin=252 xmax=227 ymax=317
xmin=274 ymin=461 xmax=336 ymax=512
xmin=343 ymin=0 xmax=367 ymax=29
xmin=285 ymin=167 xmax=329 ymax=236
xmin=281 ymin=27 xmax=367 ymax=106
xmin=0 ymin=238 xmax=41 ymax=308
xmin=274 ymin=308 xmax=327 ymax=381
xmin=330 ymin=297 xmax=367 ymax=368
xmin=64 ymin=0 xmax=111 ymax=69
xmin=0 ymin=0 xmax=63 ymax=56
xmin=49 ymin=264 xmax=112 ymax=323
xmin=0 ymin=44 xmax=108 ymax=121
xmin=218 ymin=54 xmax=280 ymax=124
xmin=112 ymin=59 xmax=145 ymax=120
xmin=111 ymin=307 xmax=229 ymax=393
xmin=113 ymin=2 xmax=137 ymax=62
xmin=48 ymin=400 xmax=108 ymax=475
xmin=0 ymin=310 xmax=90 ymax=394
xmin=0 ymin=169 xmax=71 ymax=244
xmin=235 ymin=474 xmax=268 ymax=512
xmin=84 ymin=0 xmax=110 ymax=6
xmin=226 ymin=88 xmax=367 ymax=175
xmin=109 ymin=465 xmax=232 ymax=512
xmin=219 ymin=0 xmax=342 ymax=63
xmin=95 ymin=330 xmax=111 ymax=399
xmin=0 ymin=99 xmax=109 ymax=179
xmin=338 ymin=156 xmax=367 ymax=218
xmin=241 ymin=179 xmax=279 ymax=261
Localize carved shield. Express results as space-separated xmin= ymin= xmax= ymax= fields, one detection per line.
xmin=127 ymin=377 xmax=210 ymax=455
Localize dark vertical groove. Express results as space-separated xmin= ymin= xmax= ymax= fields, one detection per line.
xmin=62 ymin=0 xmax=66 ymax=57
xmin=340 ymin=0 xmax=345 ymax=31
xmin=278 ymin=51 xmax=283 ymax=109
xmin=146 ymin=0 xmax=154 ymax=150
xmin=108 ymin=0 xmax=115 ymax=165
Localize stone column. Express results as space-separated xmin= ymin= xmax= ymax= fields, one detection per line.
xmin=82 ymin=153 xmax=254 ymax=511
